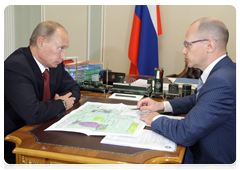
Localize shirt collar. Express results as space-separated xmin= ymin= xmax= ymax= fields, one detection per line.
xmin=32 ymin=55 xmax=49 ymax=74
xmin=200 ymin=54 xmax=227 ymax=83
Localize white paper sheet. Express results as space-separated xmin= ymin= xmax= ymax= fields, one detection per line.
xmin=109 ymin=93 xmax=144 ymax=101
xmin=162 ymin=115 xmax=185 ymax=120
xmin=168 ymin=78 xmax=197 ymax=89
xmin=101 ymin=129 xmax=176 ymax=152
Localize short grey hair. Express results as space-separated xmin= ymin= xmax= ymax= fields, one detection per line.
xmin=29 ymin=21 xmax=67 ymax=46
xmin=192 ymin=17 xmax=229 ymax=47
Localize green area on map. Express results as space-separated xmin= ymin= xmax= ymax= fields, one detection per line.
xmin=55 ymin=103 xmax=141 ymax=135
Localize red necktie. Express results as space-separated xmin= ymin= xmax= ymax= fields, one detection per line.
xmin=42 ymin=69 xmax=51 ymax=102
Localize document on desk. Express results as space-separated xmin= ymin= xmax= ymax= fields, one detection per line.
xmin=45 ymin=102 xmax=146 ymax=137
xmin=162 ymin=115 xmax=185 ymax=120
xmin=168 ymin=78 xmax=198 ymax=89
xmin=131 ymin=79 xmax=169 ymax=91
xmin=174 ymin=77 xmax=198 ymax=85
xmin=101 ymin=129 xmax=176 ymax=152
xmin=109 ymin=93 xmax=143 ymax=101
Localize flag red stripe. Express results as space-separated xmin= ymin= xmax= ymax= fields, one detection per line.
xmin=128 ymin=13 xmax=141 ymax=75
xmin=156 ymin=5 xmax=162 ymax=36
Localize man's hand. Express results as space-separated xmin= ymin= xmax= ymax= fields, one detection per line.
xmin=140 ymin=112 xmax=160 ymax=125
xmin=54 ymin=92 xmax=76 ymax=110
xmin=137 ymin=97 xmax=164 ymax=112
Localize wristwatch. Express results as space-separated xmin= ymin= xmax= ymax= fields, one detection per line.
xmin=60 ymin=100 xmax=67 ymax=110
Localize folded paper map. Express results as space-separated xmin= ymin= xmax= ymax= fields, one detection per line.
xmin=45 ymin=102 xmax=146 ymax=137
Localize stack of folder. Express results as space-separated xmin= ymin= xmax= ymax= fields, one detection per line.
xmin=64 ymin=60 xmax=102 ymax=82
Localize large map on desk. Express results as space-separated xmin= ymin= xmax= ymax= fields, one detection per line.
xmin=45 ymin=102 xmax=146 ymax=137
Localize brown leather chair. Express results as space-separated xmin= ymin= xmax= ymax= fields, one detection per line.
xmin=166 ymin=58 xmax=202 ymax=79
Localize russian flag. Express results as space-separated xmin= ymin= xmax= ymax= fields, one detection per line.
xmin=128 ymin=5 xmax=162 ymax=76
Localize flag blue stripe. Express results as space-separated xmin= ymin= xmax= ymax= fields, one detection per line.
xmin=137 ymin=5 xmax=159 ymax=76
xmin=134 ymin=5 xmax=143 ymax=19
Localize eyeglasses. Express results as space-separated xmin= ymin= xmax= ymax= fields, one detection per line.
xmin=183 ymin=39 xmax=217 ymax=48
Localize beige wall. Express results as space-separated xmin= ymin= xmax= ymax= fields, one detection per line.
xmin=103 ymin=5 xmax=134 ymax=73
xmin=158 ymin=5 xmax=236 ymax=76
xmin=43 ymin=5 xmax=236 ymax=76
xmin=43 ymin=5 xmax=88 ymax=61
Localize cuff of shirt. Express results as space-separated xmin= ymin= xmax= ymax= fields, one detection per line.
xmin=163 ymin=101 xmax=173 ymax=112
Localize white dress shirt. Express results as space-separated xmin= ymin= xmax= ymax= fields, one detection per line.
xmin=32 ymin=56 xmax=49 ymax=74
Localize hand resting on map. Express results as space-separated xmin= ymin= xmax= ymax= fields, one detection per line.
xmin=137 ymin=98 xmax=164 ymax=125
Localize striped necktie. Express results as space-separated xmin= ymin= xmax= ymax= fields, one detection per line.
xmin=196 ymin=77 xmax=203 ymax=99
xmin=42 ymin=69 xmax=51 ymax=102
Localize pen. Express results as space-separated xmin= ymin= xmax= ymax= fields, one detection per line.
xmin=131 ymin=108 xmax=140 ymax=110
xmin=115 ymin=94 xmax=136 ymax=98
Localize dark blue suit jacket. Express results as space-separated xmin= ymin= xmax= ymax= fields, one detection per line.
xmin=4 ymin=47 xmax=81 ymax=137
xmin=152 ymin=56 xmax=236 ymax=164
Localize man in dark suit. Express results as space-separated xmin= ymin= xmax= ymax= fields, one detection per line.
xmin=4 ymin=21 xmax=81 ymax=163
xmin=138 ymin=17 xmax=236 ymax=164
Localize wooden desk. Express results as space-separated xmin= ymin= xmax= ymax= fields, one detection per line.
xmin=5 ymin=91 xmax=186 ymax=164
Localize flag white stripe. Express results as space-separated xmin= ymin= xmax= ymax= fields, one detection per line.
xmin=147 ymin=5 xmax=158 ymax=35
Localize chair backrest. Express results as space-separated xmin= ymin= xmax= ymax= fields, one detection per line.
xmin=176 ymin=59 xmax=202 ymax=79
xmin=182 ymin=67 xmax=202 ymax=79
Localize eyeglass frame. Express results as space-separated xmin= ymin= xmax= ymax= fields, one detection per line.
xmin=183 ymin=39 xmax=217 ymax=48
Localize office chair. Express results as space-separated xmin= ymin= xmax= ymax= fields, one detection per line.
xmin=166 ymin=57 xmax=202 ymax=79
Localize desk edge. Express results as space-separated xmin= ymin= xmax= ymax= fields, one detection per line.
xmin=5 ymin=135 xmax=22 ymax=146
xmin=13 ymin=147 xmax=130 ymax=164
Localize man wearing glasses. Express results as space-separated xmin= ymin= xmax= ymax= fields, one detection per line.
xmin=138 ymin=17 xmax=236 ymax=164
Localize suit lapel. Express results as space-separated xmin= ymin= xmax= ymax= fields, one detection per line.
xmin=24 ymin=47 xmax=45 ymax=99
xmin=196 ymin=56 xmax=233 ymax=102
